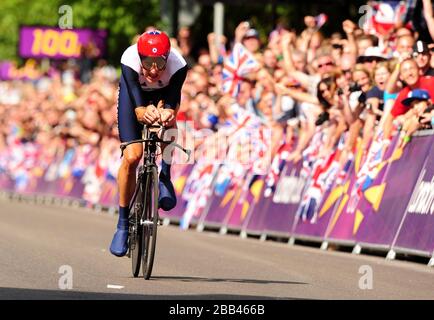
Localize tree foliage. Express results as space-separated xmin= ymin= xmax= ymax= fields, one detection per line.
xmin=0 ymin=0 xmax=163 ymax=64
xmin=0 ymin=0 xmax=367 ymax=65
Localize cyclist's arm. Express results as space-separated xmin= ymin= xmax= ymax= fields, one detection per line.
xmin=120 ymin=63 xmax=162 ymax=124
xmin=120 ymin=63 xmax=146 ymax=108
xmin=156 ymin=65 xmax=188 ymax=127
xmin=164 ymin=65 xmax=188 ymax=112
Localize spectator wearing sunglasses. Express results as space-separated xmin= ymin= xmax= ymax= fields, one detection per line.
xmin=281 ymin=31 xmax=335 ymax=97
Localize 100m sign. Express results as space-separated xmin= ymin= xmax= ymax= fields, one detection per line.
xmin=31 ymin=29 xmax=81 ymax=57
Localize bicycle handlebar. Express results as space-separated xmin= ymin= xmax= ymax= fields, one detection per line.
xmin=119 ymin=131 xmax=191 ymax=162
xmin=144 ymin=124 xmax=167 ymax=130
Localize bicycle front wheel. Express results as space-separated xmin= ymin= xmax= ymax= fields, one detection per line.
xmin=141 ymin=165 xmax=159 ymax=280
xmin=130 ymin=168 xmax=145 ymax=278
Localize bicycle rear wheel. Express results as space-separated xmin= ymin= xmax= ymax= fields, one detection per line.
xmin=141 ymin=165 xmax=159 ymax=280
xmin=130 ymin=168 xmax=145 ymax=277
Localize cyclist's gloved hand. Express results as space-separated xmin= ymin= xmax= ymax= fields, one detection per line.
xmin=159 ymin=109 xmax=176 ymax=127
xmin=157 ymin=100 xmax=176 ymax=127
xmin=136 ymin=104 xmax=160 ymax=124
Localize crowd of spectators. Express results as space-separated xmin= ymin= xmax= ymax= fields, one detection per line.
xmin=173 ymin=6 xmax=434 ymax=166
xmin=1 ymin=1 xmax=434 ymax=200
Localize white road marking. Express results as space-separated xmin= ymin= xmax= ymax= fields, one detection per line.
xmin=107 ymin=284 xmax=124 ymax=289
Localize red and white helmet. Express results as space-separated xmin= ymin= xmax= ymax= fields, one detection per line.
xmin=137 ymin=30 xmax=171 ymax=58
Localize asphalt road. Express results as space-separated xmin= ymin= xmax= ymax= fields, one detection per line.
xmin=1 ymin=197 xmax=433 ymax=300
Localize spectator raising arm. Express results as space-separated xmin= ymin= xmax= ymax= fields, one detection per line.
xmin=274 ymin=82 xmax=319 ymax=106
xmin=423 ymin=0 xmax=434 ymax=41
xmin=207 ymin=32 xmax=227 ymax=65
xmin=342 ymin=20 xmax=358 ymax=60
xmin=384 ymin=58 xmax=403 ymax=95
xmin=280 ymin=33 xmax=312 ymax=89
xmin=234 ymin=21 xmax=250 ymax=44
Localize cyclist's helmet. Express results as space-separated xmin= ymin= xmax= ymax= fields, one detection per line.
xmin=137 ymin=30 xmax=171 ymax=59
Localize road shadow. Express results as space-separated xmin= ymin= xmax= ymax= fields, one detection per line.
xmin=0 ymin=287 xmax=308 ymax=300
xmin=151 ymin=276 xmax=307 ymax=286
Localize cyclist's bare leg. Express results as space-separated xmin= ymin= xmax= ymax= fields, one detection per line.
xmin=118 ymin=143 xmax=143 ymax=207
xmin=110 ymin=143 xmax=143 ymax=257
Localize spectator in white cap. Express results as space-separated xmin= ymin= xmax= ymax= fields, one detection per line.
xmin=242 ymin=28 xmax=261 ymax=54
xmin=356 ymin=46 xmax=390 ymax=73
xmin=234 ymin=21 xmax=261 ymax=54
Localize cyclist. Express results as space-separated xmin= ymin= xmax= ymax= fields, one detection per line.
xmin=110 ymin=29 xmax=188 ymax=257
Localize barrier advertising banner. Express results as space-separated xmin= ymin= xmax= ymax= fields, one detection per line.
xmin=320 ymin=132 xmax=433 ymax=250
xmin=239 ymin=174 xmax=269 ymax=235
xmin=260 ymin=160 xmax=305 ymax=237
xmin=199 ymin=163 xmax=246 ymax=227
xmin=0 ymin=62 xmax=14 ymax=81
xmin=323 ymin=134 xmax=400 ymax=244
xmin=160 ymin=164 xmax=194 ymax=221
xmin=224 ymin=172 xmax=260 ymax=231
xmin=353 ymin=134 xmax=433 ymax=247
xmin=0 ymin=174 xmax=13 ymax=192
xmin=0 ymin=60 xmax=45 ymax=81
xmin=180 ymin=163 xmax=220 ymax=229
xmin=241 ymin=144 xmax=294 ymax=235
xmin=291 ymin=162 xmax=350 ymax=240
xmin=392 ymin=135 xmax=434 ymax=255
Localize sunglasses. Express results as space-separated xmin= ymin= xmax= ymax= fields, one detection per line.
xmin=319 ymin=87 xmax=330 ymax=95
xmin=318 ymin=61 xmax=334 ymax=69
xmin=363 ymin=56 xmax=386 ymax=63
xmin=140 ymin=56 xmax=167 ymax=71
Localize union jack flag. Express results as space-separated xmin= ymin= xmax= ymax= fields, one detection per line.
xmin=222 ymin=43 xmax=259 ymax=97
xmin=296 ymin=129 xmax=345 ymax=223
xmin=347 ymin=127 xmax=391 ymax=213
xmin=315 ymin=13 xmax=328 ymax=29
xmin=362 ymin=1 xmax=409 ymax=36
xmin=263 ymin=141 xmax=292 ymax=198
